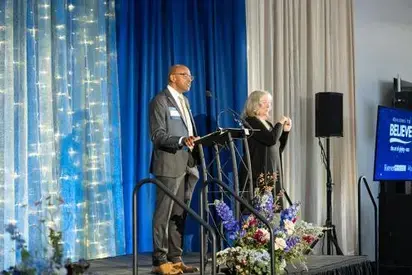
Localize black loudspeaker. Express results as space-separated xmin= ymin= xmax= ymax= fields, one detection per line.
xmin=315 ymin=92 xmax=343 ymax=137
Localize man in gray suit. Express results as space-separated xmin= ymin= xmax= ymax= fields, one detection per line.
xmin=149 ymin=64 xmax=200 ymax=275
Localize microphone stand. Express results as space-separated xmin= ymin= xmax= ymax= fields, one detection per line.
xmin=206 ymin=90 xmax=220 ymax=130
xmin=204 ymin=90 xmax=222 ymax=261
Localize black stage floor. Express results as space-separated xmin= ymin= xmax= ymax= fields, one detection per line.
xmin=85 ymin=253 xmax=374 ymax=275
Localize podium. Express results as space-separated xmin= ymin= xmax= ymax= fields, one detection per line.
xmin=195 ymin=127 xmax=258 ymax=215
xmin=195 ymin=127 xmax=259 ymax=268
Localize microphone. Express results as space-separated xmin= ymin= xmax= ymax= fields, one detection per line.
xmin=207 ymin=90 xmax=253 ymax=131
xmin=226 ymin=108 xmax=253 ymax=130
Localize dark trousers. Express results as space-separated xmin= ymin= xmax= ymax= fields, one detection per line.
xmin=152 ymin=166 xmax=198 ymax=266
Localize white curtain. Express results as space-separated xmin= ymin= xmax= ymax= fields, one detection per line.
xmin=246 ymin=0 xmax=357 ymax=254
xmin=0 ymin=0 xmax=125 ymax=269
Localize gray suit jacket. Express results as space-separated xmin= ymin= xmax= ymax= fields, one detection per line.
xmin=149 ymin=88 xmax=199 ymax=178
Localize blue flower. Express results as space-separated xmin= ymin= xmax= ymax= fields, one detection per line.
xmin=274 ymin=227 xmax=285 ymax=235
xmin=280 ymin=203 xmax=300 ymax=226
xmin=249 ymin=249 xmax=270 ymax=263
xmin=285 ymin=236 xmax=300 ymax=252
xmin=5 ymin=223 xmax=17 ymax=235
xmin=214 ymin=200 xmax=240 ymax=239
xmin=252 ymin=191 xmax=275 ymax=221
xmin=5 ymin=223 xmax=26 ymax=249
xmin=264 ymin=194 xmax=274 ymax=221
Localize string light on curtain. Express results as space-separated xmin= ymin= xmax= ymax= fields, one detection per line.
xmin=0 ymin=0 xmax=124 ymax=270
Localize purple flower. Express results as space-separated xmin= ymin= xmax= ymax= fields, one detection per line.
xmin=214 ymin=200 xmax=240 ymax=240
xmin=285 ymin=236 xmax=300 ymax=252
xmin=253 ymin=192 xmax=275 ymax=221
xmin=264 ymin=194 xmax=274 ymax=221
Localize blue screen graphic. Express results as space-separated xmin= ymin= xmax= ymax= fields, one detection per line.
xmin=374 ymin=106 xmax=412 ymax=181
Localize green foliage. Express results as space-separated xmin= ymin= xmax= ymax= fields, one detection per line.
xmin=49 ymin=228 xmax=63 ymax=265
xmin=2 ymin=194 xmax=90 ymax=275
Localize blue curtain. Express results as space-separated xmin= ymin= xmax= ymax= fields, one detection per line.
xmin=116 ymin=0 xmax=248 ymax=253
xmin=0 ymin=0 xmax=125 ymax=270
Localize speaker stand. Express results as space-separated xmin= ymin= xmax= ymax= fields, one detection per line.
xmin=322 ymin=137 xmax=343 ymax=255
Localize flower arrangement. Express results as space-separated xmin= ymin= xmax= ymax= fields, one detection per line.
xmin=2 ymin=194 xmax=90 ymax=275
xmin=214 ymin=173 xmax=325 ymax=274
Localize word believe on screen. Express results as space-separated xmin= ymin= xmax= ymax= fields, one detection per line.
xmin=374 ymin=106 xmax=412 ymax=181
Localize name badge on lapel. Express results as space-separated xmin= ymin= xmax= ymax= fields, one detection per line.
xmin=169 ymin=107 xmax=180 ymax=119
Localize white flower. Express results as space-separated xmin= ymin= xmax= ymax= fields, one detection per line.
xmin=46 ymin=247 xmax=55 ymax=259
xmin=274 ymin=237 xmax=286 ymax=250
xmin=54 ymin=266 xmax=68 ymax=275
xmin=280 ymin=258 xmax=287 ymax=270
xmin=284 ymin=220 xmax=295 ymax=235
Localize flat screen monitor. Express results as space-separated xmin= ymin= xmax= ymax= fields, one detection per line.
xmin=374 ymin=105 xmax=412 ymax=181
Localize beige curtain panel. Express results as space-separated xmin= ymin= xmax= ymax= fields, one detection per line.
xmin=246 ymin=0 xmax=357 ymax=255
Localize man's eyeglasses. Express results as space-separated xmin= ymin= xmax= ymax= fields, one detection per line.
xmin=173 ymin=73 xmax=195 ymax=80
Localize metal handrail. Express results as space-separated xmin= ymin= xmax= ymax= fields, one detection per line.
xmin=199 ymin=178 xmax=276 ymax=275
xmin=357 ymin=176 xmax=379 ymax=275
xmin=133 ymin=178 xmax=217 ymax=275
